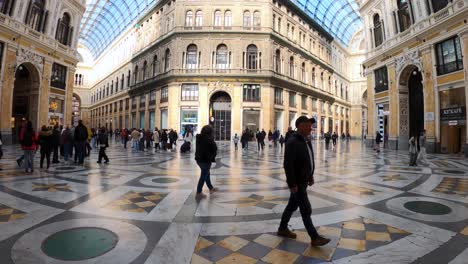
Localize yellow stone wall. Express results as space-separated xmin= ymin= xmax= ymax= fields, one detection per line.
xmin=388 ymin=64 xmax=398 ymax=140
xmin=420 ymin=48 xmax=436 ymax=140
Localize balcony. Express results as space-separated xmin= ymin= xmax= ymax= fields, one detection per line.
xmin=366 ymin=0 xmax=468 ymax=61
xmin=0 ymin=13 xmax=78 ymax=59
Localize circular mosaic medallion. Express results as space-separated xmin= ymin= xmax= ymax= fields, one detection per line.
xmin=42 ymin=227 xmax=118 ymax=261
xmin=12 ymin=219 xmax=147 ymax=264
xmin=386 ymin=196 xmax=468 ymax=222
xmin=152 ymin=177 xmax=179 ymax=183
xmin=140 ymin=175 xmax=191 ymax=187
xmin=403 ymin=201 xmax=452 ymax=215
xmin=55 ymin=166 xmax=77 ymax=170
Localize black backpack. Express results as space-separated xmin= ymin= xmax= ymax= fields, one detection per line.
xmin=22 ymin=130 xmax=34 ymax=147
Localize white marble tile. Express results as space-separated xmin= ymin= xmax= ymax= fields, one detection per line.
xmin=145 ymin=223 xmax=202 ymax=264
xmin=0 ymin=191 xmax=63 ymax=242
xmin=1 ymin=178 xmax=102 ymax=203
xmin=448 ymin=248 xmax=468 ymax=264
xmin=59 ymin=169 xmax=144 ymax=185
xmin=380 ymin=165 xmax=432 ymax=174
xmin=410 ymin=175 xmax=468 ymax=203
xmin=361 ymin=172 xmax=423 ymax=188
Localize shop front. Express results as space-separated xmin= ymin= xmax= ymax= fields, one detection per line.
xmin=243 ymin=109 xmax=260 ymax=133
xmin=439 ymin=88 xmax=466 ymax=154
xmin=48 ymin=97 xmax=64 ymax=127
xmin=181 ymin=109 xmax=198 ymax=135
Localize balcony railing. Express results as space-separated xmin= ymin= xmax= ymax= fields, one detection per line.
xmin=366 ymin=0 xmax=467 ymax=61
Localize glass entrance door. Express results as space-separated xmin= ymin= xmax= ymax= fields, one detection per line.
xmin=213 ymin=109 xmax=231 ymax=141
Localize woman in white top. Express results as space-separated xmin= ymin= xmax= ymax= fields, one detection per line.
xmin=153 ymin=129 xmax=160 ymax=151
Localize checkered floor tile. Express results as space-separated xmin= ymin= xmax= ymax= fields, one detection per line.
xmin=191 ymin=218 xmax=410 ymax=263
xmin=432 ymin=177 xmax=468 ymax=197
xmin=0 ymin=203 xmax=26 ymax=223
xmin=104 ymin=191 xmax=167 ymax=213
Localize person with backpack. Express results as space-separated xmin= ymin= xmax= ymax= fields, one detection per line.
xmin=20 ymin=121 xmax=38 ymax=173
xmin=73 ymin=120 xmax=89 ymax=165
xmin=97 ymin=127 xmax=109 ymax=164
xmin=38 ymin=125 xmax=53 ymax=169
xmin=51 ymin=125 xmax=60 ymax=163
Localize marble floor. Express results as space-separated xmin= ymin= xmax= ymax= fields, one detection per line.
xmin=0 ymin=139 xmax=467 ymax=264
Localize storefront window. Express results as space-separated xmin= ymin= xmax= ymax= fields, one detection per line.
xmin=243 ymin=110 xmax=260 ymax=132
xmin=161 ymin=109 xmax=168 ymax=129
xmin=439 ymin=88 xmax=466 ymax=154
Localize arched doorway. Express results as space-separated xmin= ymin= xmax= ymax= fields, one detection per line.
xmin=12 ymin=63 xmax=40 ymax=143
xmin=399 ymin=65 xmax=424 ymax=149
xmin=72 ymin=94 xmax=82 ymax=126
xmin=209 ymin=91 xmax=231 ymax=141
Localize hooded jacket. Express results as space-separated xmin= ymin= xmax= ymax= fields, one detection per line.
xmin=195 ymin=134 xmax=217 ymax=163
xmin=284 ymin=133 xmax=315 ymax=188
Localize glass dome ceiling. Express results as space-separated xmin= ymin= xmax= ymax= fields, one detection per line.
xmin=290 ymin=0 xmax=362 ymax=45
xmin=79 ymin=0 xmax=160 ymax=59
xmin=79 ymin=0 xmax=362 ymax=59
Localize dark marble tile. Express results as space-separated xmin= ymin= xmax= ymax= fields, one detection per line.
xmin=238 ymin=242 xmax=271 ymax=259
xmin=276 ymin=239 xmax=309 ymax=255
xmin=196 ymin=244 xmax=232 ymax=262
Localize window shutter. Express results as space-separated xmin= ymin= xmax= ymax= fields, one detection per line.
xmin=393 ymin=11 xmax=399 ymax=34
xmin=409 ymin=0 xmax=415 ymax=24
xmin=24 ymin=1 xmax=32 ymax=24
xmin=381 ymin=20 xmax=386 ymax=40
xmin=6 ymin=0 xmax=15 ymax=16
xmin=40 ymin=10 xmax=48 ymax=33
xmin=67 ymin=27 xmax=74 ymax=46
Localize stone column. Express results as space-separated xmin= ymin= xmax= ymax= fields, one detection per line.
xmin=388 ymin=63 xmax=399 ymax=149
xmin=421 ymin=46 xmax=437 ymax=153
xmin=0 ymin=47 xmax=17 ymax=144
xmin=167 ymin=83 xmax=180 ymax=130
xmin=38 ymin=60 xmax=52 ymax=129
xmin=64 ymin=66 xmax=76 ymax=126
xmin=261 ymin=85 xmax=274 ymax=132
xmin=459 ymin=30 xmax=468 ymax=157
xmin=145 ymin=93 xmax=150 ymax=129
xmin=366 ymin=72 xmax=376 ymax=147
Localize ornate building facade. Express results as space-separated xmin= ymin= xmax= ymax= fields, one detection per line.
xmin=81 ymin=0 xmax=366 ymax=140
xmin=360 ymin=0 xmax=468 ymax=155
xmin=0 ymin=0 xmax=85 ymax=144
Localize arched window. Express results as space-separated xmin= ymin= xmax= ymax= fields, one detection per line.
xmin=289 ymin=56 xmax=294 ymax=78
xmin=340 ymin=84 xmax=344 ymax=98
xmin=0 ymin=0 xmax=15 ymax=16
xmin=253 ymin=11 xmax=261 ymax=28
xmin=320 ymin=72 xmax=324 ymax=89
xmin=275 ymin=49 xmax=281 ymax=73
xmin=26 ymin=0 xmax=47 ymax=32
xmin=397 ymin=0 xmax=413 ymax=33
xmin=185 ymin=10 xmax=193 ymax=27
xmin=335 ymin=80 xmax=338 ymax=95
xmin=152 ymin=55 xmax=158 ymax=76
xmin=273 ymin=14 xmax=276 ymax=31
xmin=55 ymin=13 xmax=73 ymax=46
xmin=243 ymin=11 xmax=251 ymax=28
xmin=164 ymin=49 xmax=171 ymax=72
xmin=312 ymin=68 xmax=316 ymax=86
xmin=121 ymin=74 xmax=124 ymax=90
xmin=186 ymin=44 xmax=198 ymax=69
xmin=301 ymin=62 xmax=306 ymax=82
xmin=142 ymin=61 xmax=148 ymax=80
xmin=246 ymin=44 xmax=258 ymax=70
xmin=373 ymin=14 xmax=383 ymax=47
xmin=127 ymin=70 xmax=131 ymax=87
xmin=224 ymin=10 xmax=232 ymax=27
xmin=195 ymin=10 xmax=203 ymax=27
xmin=216 ymin=44 xmax=228 ymax=69
xmin=431 ymin=0 xmax=449 ymax=13
xmin=214 ymin=10 xmax=222 ymax=27
xmin=133 ymin=65 xmax=138 ymax=84
xmin=116 ymin=77 xmax=119 ymax=91
xmin=328 ymin=76 xmax=332 ymax=92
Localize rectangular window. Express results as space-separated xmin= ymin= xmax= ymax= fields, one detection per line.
xmin=274 ymin=87 xmax=283 ymax=105
xmin=125 ymin=98 xmax=129 ymax=110
xmin=374 ymin=66 xmax=388 ymax=93
xmin=436 ymin=36 xmax=464 ymax=76
xmin=301 ymin=95 xmax=307 ymax=110
xmin=161 ymin=86 xmax=168 ymax=103
xmin=289 ymin=92 xmax=296 ymax=108
xmin=149 ymin=90 xmax=156 ymax=104
xmin=181 ymin=84 xmax=199 ymax=101
xmin=140 ymin=95 xmax=146 ymax=109
xmin=132 ymin=97 xmax=137 ymax=108
xmin=312 ymin=98 xmax=317 ymax=110
xmin=50 ymin=63 xmax=67 ymax=89
xmin=243 ymin=84 xmax=261 ymax=102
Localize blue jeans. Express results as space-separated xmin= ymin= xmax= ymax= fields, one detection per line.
xmin=196 ymin=162 xmax=213 ymax=193
xmin=280 ymin=185 xmax=319 ymax=239
xmin=75 ymin=141 xmax=86 ymax=164
xmin=63 ymin=143 xmax=71 ymax=161
xmin=23 ymin=150 xmax=35 ymax=171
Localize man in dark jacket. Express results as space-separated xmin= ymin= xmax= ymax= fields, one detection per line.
xmin=38 ymin=126 xmax=53 ymax=169
xmin=194 ymin=125 xmax=218 ymax=199
xmin=97 ymin=127 xmax=109 ymax=164
xmin=278 ymin=116 xmax=330 ymax=247
xmin=51 ymin=125 xmax=60 ymax=163
xmin=73 ymin=120 xmax=89 ymax=165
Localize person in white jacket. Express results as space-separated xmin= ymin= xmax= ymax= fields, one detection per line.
xmin=153 ymin=128 xmax=160 ymax=151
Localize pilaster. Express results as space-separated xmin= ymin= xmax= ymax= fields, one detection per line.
xmin=459 ymin=29 xmax=468 ymax=156
xmin=421 ymin=46 xmax=437 ymax=153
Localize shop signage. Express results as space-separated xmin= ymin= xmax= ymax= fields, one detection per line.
xmin=440 ymin=107 xmax=465 ymax=121
xmin=448 ymin=121 xmax=458 ymax=126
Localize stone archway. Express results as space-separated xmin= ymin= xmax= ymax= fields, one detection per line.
xmin=209 ymin=91 xmax=232 ymax=141
xmin=11 ymin=63 xmax=41 ymax=143
xmin=398 ymin=65 xmax=424 ymax=150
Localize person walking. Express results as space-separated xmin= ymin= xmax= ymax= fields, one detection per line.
xmin=38 ymin=126 xmax=53 ymax=169
xmin=324 ymin=132 xmax=331 ymax=149
xmin=161 ymin=129 xmax=168 ymax=151
xmin=241 ymin=130 xmax=249 ymax=150
xmin=279 ymin=135 xmax=285 ymax=149
xmin=409 ymin=136 xmax=418 ymax=166
xmin=61 ymin=126 xmax=72 ymax=163
xmin=16 ymin=120 xmax=27 ymax=167
xmin=51 ymin=125 xmax=60 ymax=163
xmin=233 ymin=133 xmax=239 ymax=151
xmin=153 ymin=128 xmax=160 ymax=151
xmin=97 ymin=127 xmax=109 ymax=164
xmin=332 ymin=132 xmax=338 ymax=147
xmin=278 ymin=116 xmax=330 ymax=246
xmin=375 ymin=131 xmax=382 ymax=153
xmin=20 ymin=121 xmax=38 ymax=173
xmin=74 ymin=120 xmax=89 ymax=165
xmin=418 ymin=130 xmax=428 ymax=165
xmin=131 ymin=128 xmax=140 ymax=151
xmin=194 ymin=125 xmax=218 ymax=199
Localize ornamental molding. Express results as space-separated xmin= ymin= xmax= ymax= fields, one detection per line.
xmin=16 ymin=48 xmax=44 ymax=74
xmin=395 ymin=50 xmax=422 ymax=77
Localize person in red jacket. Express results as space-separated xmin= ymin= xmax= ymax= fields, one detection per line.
xmin=20 ymin=121 xmax=38 ymax=173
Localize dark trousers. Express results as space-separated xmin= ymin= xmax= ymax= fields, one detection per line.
xmin=154 ymin=142 xmax=160 ymax=150
xmin=85 ymin=142 xmax=91 ymax=156
xmin=280 ymin=186 xmax=319 ymax=239
xmin=124 ymin=139 xmax=128 ymax=148
xmin=234 ymin=143 xmax=238 ymax=150
xmin=52 ymin=145 xmax=59 ymax=162
xmin=40 ymin=148 xmax=51 ymax=169
xmin=75 ymin=141 xmax=86 ymax=164
xmin=98 ymin=147 xmax=109 ymax=162
xmin=196 ymin=162 xmax=213 ymax=193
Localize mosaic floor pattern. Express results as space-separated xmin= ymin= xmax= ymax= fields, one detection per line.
xmin=0 ymin=140 xmax=466 ymax=264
